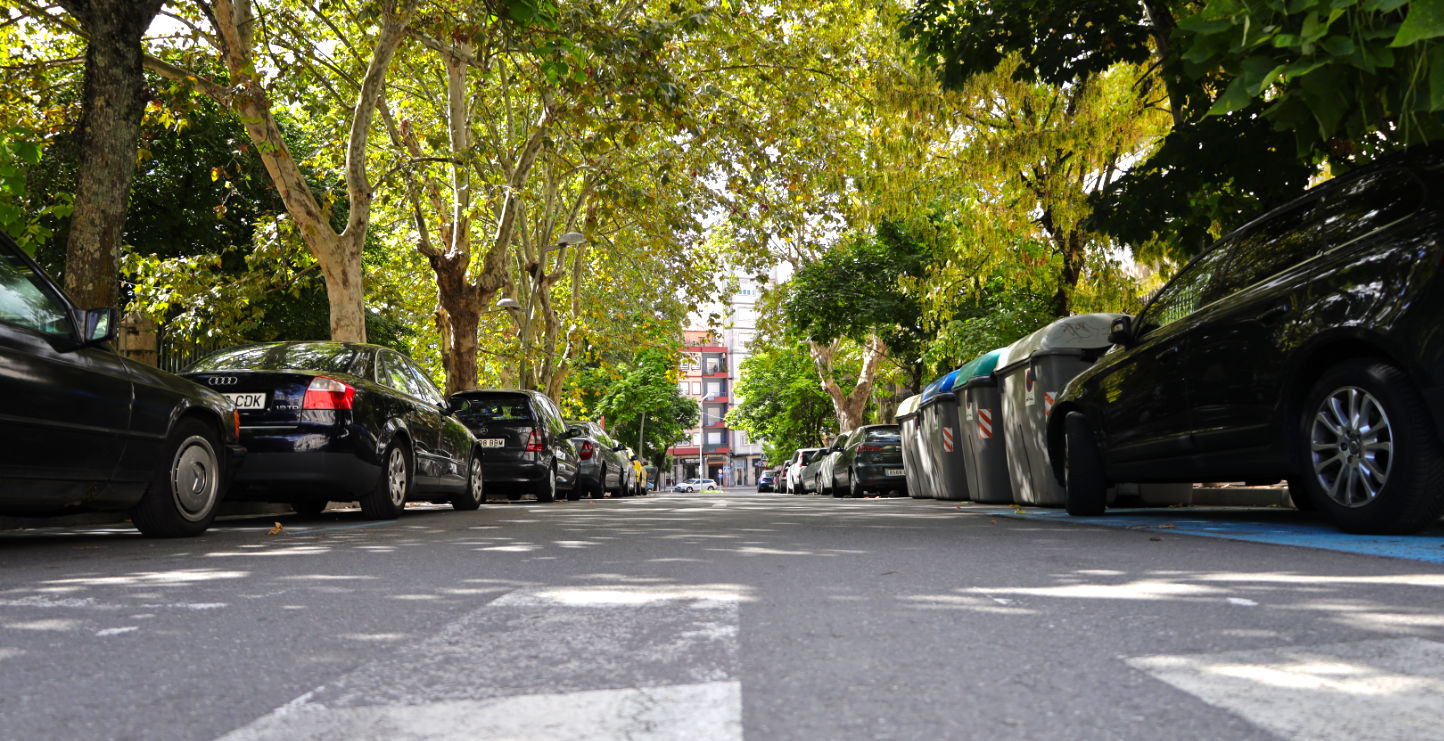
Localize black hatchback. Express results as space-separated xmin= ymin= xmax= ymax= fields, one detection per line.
xmin=1049 ymin=148 xmax=1444 ymax=534
xmin=184 ymin=342 xmax=484 ymax=518
xmin=827 ymin=425 xmax=906 ymax=497
xmin=448 ymin=390 xmax=579 ymax=502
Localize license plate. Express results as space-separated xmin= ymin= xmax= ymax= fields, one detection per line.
xmin=225 ymin=392 xmax=267 ymax=410
xmin=885 ymin=468 xmax=904 ymax=477
xmin=478 ymin=438 xmax=506 ymax=448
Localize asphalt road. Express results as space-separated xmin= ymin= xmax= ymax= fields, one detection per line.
xmin=2 ymin=490 xmax=1443 ymax=740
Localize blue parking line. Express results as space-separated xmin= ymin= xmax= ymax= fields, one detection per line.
xmin=976 ymin=507 xmax=1444 ymax=564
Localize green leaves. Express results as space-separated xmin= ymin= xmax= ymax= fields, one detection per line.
xmin=1392 ymin=0 xmax=1444 ymax=45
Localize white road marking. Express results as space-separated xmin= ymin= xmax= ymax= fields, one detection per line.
xmin=1129 ymin=638 xmax=1444 ymax=741
xmin=95 ymin=626 xmax=138 ymax=637
xmin=218 ymin=585 xmax=743 ymax=741
xmin=1227 ymin=597 xmax=1258 ymax=606
xmin=219 ymin=682 xmax=741 ymax=741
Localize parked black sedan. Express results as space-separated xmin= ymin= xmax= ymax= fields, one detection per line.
xmin=0 ymin=232 xmax=242 ymax=536
xmin=826 ymin=425 xmax=907 ymax=497
xmin=1049 ymin=147 xmax=1444 ymax=534
xmin=184 ymin=342 xmax=483 ymax=518
xmin=448 ymin=389 xmax=579 ymax=502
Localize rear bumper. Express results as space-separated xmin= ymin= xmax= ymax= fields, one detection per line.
xmin=230 ymin=426 xmax=375 ymax=500
xmin=481 ymin=459 xmax=549 ymax=490
xmin=855 ymin=462 xmax=906 ymax=490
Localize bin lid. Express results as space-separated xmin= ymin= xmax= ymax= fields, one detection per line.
xmin=996 ymin=313 xmax=1122 ymax=375
xmin=920 ymin=368 xmax=964 ymax=406
xmin=896 ymin=393 xmax=922 ymax=420
xmin=954 ymin=346 xmax=1009 ymax=392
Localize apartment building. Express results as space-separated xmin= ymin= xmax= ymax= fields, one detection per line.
xmin=666 ymin=272 xmax=775 ymax=487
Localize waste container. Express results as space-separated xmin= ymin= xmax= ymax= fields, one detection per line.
xmin=896 ymin=393 xmax=932 ymax=499
xmin=952 ymin=347 xmax=1013 ymax=504
xmin=996 ymin=314 xmax=1121 ymax=506
xmin=920 ymin=369 xmax=969 ymax=500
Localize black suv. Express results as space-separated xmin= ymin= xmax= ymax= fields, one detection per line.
xmin=1048 ymin=149 xmax=1444 ymax=534
xmin=449 ymin=390 xmax=579 ymax=502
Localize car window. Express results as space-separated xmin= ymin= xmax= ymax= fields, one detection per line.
xmin=0 ymin=249 xmax=72 ymax=337
xmin=865 ymin=428 xmax=901 ymax=443
xmin=1136 ymin=247 xmax=1232 ymax=335
xmin=457 ymin=395 xmax=535 ymax=423
xmin=374 ymin=351 xmax=417 ymax=395
xmin=537 ymin=396 xmax=566 ymax=433
xmin=399 ymin=358 xmax=443 ymax=405
xmin=1214 ymin=168 xmax=1423 ymax=297
xmin=190 ymin=342 xmax=362 ymax=374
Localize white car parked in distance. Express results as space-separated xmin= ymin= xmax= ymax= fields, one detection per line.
xmin=673 ymin=478 xmax=719 ymax=492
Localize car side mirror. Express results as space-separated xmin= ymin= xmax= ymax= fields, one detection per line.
xmin=1107 ymin=315 xmax=1135 ymax=347
xmin=79 ymin=307 xmax=117 ymax=345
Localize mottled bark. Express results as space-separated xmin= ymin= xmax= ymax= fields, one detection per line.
xmin=145 ymin=0 xmax=417 ymax=342
xmin=57 ymin=0 xmax=165 ymax=309
xmin=809 ymin=335 xmax=888 ymax=432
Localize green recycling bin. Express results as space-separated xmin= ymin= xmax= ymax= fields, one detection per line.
xmin=952 ymin=347 xmax=1012 ymax=504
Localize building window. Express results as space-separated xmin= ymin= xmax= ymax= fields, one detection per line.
xmin=705 ymin=381 xmax=721 ymax=399
xmin=678 ymin=380 xmax=688 ymax=395
xmin=691 ymin=381 xmax=701 ymax=395
xmin=707 ymin=431 xmax=724 ymax=445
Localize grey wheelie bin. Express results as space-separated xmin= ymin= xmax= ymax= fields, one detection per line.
xmin=952 ymin=347 xmax=1013 ymax=504
xmin=896 ymin=393 xmax=932 ymax=498
xmin=920 ymin=369 xmax=969 ymax=500
xmin=996 ymin=314 xmax=1121 ymax=506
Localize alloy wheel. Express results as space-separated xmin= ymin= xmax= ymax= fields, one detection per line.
xmin=1310 ymin=385 xmax=1394 ymax=508
xmin=386 ymin=447 xmax=408 ymax=508
xmin=170 ymin=435 xmax=219 ymax=521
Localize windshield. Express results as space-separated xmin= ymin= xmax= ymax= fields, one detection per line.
xmin=189 ymin=342 xmax=361 ymax=374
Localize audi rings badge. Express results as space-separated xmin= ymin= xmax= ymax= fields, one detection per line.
xmin=206 ymin=376 xmax=239 ymax=387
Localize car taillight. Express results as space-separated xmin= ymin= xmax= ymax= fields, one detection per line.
xmin=525 ymin=428 xmax=544 ymax=452
xmin=579 ymin=440 xmax=594 ymax=460
xmin=302 ymin=376 xmax=354 ymax=410
xmin=858 ymin=444 xmax=883 ymax=453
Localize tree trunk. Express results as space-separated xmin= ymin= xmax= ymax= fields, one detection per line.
xmin=144 ymin=0 xmax=417 ymax=342
xmin=809 ymin=336 xmax=888 ymax=432
xmin=1049 ymin=228 xmax=1086 ymax=318
xmin=58 ymin=0 xmax=165 ymax=309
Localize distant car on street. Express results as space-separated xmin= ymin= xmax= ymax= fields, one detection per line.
xmin=674 ymin=478 xmax=718 ymax=493
xmin=566 ymin=420 xmax=631 ymax=498
xmin=1 ymin=231 xmax=243 ymax=537
xmin=449 ymin=389 xmax=579 ymax=502
xmin=757 ymin=470 xmax=778 ymax=492
xmin=184 ymin=341 xmax=483 ymax=518
xmin=809 ymin=433 xmax=851 ymax=496
xmin=785 ymin=448 xmax=821 ymax=495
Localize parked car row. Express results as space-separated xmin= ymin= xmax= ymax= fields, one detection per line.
xmin=771 ymin=425 xmax=908 ymax=498
xmin=0 ymin=231 xmax=647 ymax=537
xmin=893 ymin=147 xmax=1444 ymax=535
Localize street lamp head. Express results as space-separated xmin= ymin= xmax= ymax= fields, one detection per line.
xmin=496 ymin=297 xmax=521 ymax=310
xmin=556 ymin=231 xmax=586 ymax=247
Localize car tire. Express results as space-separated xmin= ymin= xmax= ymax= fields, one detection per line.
xmin=130 ymin=418 xmax=223 ymax=538
xmin=849 ymin=471 xmax=862 ymax=498
xmin=1064 ymin=412 xmax=1108 ymax=516
xmin=535 ymin=463 xmax=557 ymax=503
xmin=565 ymin=473 xmax=582 ymax=502
xmin=361 ymin=440 xmax=410 ymax=519
xmin=451 ymin=453 xmax=485 ymax=510
xmin=1298 ymin=359 xmax=1444 ymax=534
xmin=293 ymin=499 xmax=328 ymax=517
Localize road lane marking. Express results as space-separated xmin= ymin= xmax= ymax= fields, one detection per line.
xmin=218 ymin=585 xmax=743 ymax=740
xmin=1129 ymin=638 xmax=1444 ymax=741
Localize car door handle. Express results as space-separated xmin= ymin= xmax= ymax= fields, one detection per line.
xmin=1153 ymin=345 xmax=1181 ymax=363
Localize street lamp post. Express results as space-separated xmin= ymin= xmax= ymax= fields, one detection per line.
xmin=507 ymin=231 xmax=585 ymax=389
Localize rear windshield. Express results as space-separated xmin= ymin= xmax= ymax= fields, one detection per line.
xmin=455 ymin=395 xmax=534 ymax=424
xmin=189 ymin=343 xmax=361 ymax=374
xmin=866 ymin=428 xmax=901 ymax=443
